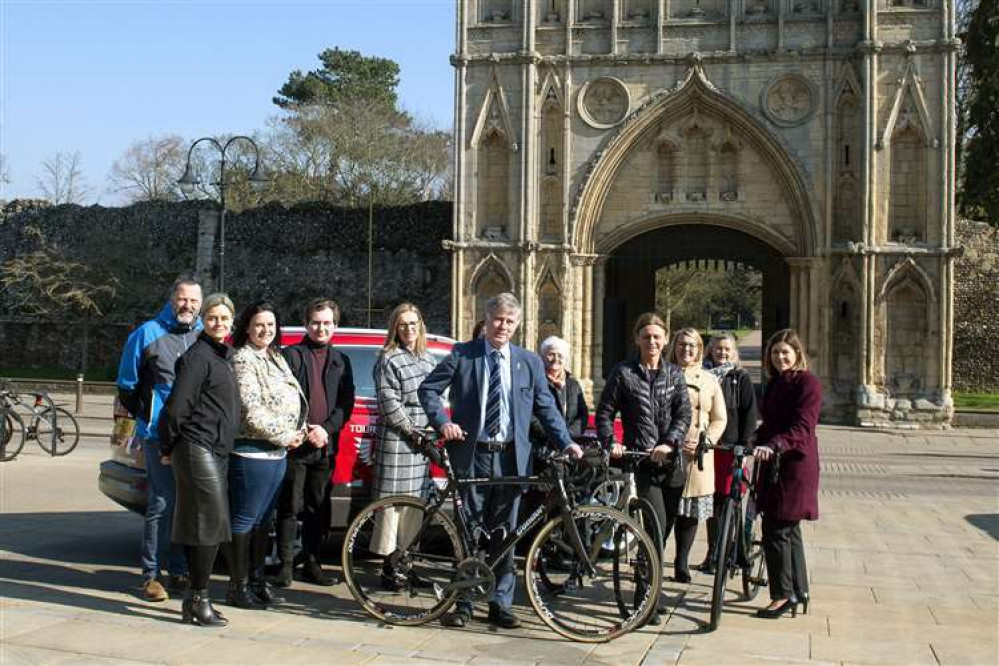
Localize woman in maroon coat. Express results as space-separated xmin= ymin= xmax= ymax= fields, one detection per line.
xmin=752 ymin=329 xmax=821 ymax=619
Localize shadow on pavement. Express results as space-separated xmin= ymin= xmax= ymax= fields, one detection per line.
xmin=0 ymin=510 xmax=137 ymax=567
xmin=966 ymin=513 xmax=999 ymax=540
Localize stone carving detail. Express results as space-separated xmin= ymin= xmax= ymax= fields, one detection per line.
xmin=578 ymin=78 xmax=630 ymax=129
xmin=761 ymin=75 xmax=816 ymax=127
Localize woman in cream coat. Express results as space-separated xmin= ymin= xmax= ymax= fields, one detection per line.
xmin=667 ymin=327 xmax=727 ymax=583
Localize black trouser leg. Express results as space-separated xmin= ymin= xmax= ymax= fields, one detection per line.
xmin=673 ymin=516 xmax=698 ymax=577
xmin=789 ymin=522 xmax=808 ymax=599
xmin=762 ymin=514 xmax=798 ymax=600
xmin=300 ymin=457 xmax=332 ymax=557
xmin=184 ymin=544 xmax=219 ymax=592
xmin=636 ymin=469 xmax=682 ymax=557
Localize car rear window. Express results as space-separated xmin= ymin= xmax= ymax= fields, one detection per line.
xmin=338 ymin=346 xmax=449 ymax=399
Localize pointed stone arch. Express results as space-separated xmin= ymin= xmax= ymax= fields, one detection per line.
xmin=880 ymin=58 xmax=935 ymax=149
xmin=534 ymin=257 xmax=564 ymax=348
xmin=877 ymin=257 xmax=936 ymax=305
xmin=470 ymin=67 xmax=518 ymax=150
xmin=537 ymin=68 xmax=566 ymax=112
xmin=572 ymin=61 xmax=818 ymax=256
xmin=830 ymin=257 xmax=862 ymax=399
xmin=468 ymin=253 xmax=516 ymax=333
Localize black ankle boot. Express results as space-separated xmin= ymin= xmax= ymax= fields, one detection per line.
xmin=301 ymin=554 xmax=337 ymax=586
xmin=226 ymin=581 xmax=260 ymax=608
xmin=182 ymin=589 xmax=228 ymax=626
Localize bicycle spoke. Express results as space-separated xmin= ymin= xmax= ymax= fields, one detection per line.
xmin=342 ymin=496 xmax=464 ymax=625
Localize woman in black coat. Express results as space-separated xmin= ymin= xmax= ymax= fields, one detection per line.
xmin=529 ymin=336 xmax=589 ymax=448
xmin=160 ymin=293 xmax=240 ymax=627
xmin=698 ymin=333 xmax=759 ymax=572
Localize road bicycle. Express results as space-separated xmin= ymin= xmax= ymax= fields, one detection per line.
xmin=341 ymin=431 xmax=661 ymax=642
xmin=698 ymin=441 xmax=767 ymax=631
xmin=0 ymin=381 xmax=81 ymax=461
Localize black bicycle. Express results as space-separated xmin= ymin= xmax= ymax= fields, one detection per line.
xmin=698 ymin=441 xmax=767 ymax=631
xmin=1 ymin=381 xmax=80 ymax=461
xmin=342 ymin=431 xmax=661 ymax=642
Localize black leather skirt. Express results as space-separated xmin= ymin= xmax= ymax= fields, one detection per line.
xmin=172 ymin=441 xmax=230 ymax=546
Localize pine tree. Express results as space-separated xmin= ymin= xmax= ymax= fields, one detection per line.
xmin=958 ymin=0 xmax=999 ymax=226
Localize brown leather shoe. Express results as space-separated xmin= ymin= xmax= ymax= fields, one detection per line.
xmin=142 ymin=578 xmax=168 ymax=602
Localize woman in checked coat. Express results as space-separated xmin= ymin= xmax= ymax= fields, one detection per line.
xmin=370 ymin=303 xmax=438 ymax=587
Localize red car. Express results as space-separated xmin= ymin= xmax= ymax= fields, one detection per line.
xmin=99 ymin=327 xmax=456 ymax=528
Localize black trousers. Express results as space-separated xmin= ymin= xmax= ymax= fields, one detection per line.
xmin=276 ymin=455 xmax=332 ymax=559
xmin=762 ymin=514 xmax=809 ymax=601
xmin=636 ymin=466 xmax=683 ymax=568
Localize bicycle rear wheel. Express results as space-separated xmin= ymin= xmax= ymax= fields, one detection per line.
xmin=709 ymin=499 xmax=738 ymax=632
xmin=614 ymin=497 xmax=662 ymax=620
xmin=1 ymin=411 xmax=27 ymax=462
xmin=342 ymin=496 xmax=465 ymax=625
xmin=741 ymin=497 xmax=766 ymax=600
xmin=525 ymin=505 xmax=660 ymax=643
xmin=34 ymin=407 xmax=80 ymax=456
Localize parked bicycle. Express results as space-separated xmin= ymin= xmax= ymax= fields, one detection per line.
xmin=0 ymin=381 xmax=81 ymax=461
xmin=697 ymin=440 xmax=768 ymax=631
xmin=342 ymin=430 xmax=661 ymax=642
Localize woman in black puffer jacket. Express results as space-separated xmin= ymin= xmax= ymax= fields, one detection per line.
xmin=596 ymin=312 xmax=692 ymax=624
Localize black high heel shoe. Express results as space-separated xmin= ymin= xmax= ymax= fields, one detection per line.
xmin=754 ymin=598 xmax=798 ymax=619
xmin=798 ymin=592 xmax=809 ymax=615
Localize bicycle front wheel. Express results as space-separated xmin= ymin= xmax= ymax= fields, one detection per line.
xmin=342 ymin=495 xmax=465 ymax=625
xmin=1 ymin=411 xmax=27 ymax=462
xmin=614 ymin=497 xmax=663 ymax=620
xmin=525 ymin=505 xmax=661 ymax=643
xmin=34 ymin=407 xmax=80 ymax=456
xmin=709 ymin=498 xmax=738 ymax=631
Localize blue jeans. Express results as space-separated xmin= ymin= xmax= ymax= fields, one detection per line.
xmin=229 ymin=454 xmax=287 ymax=534
xmin=141 ymin=439 xmax=187 ymax=580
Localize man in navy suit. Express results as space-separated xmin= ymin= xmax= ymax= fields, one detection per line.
xmin=419 ymin=292 xmax=583 ymax=629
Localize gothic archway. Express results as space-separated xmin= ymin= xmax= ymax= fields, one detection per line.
xmin=600 ymin=221 xmax=790 ymax=378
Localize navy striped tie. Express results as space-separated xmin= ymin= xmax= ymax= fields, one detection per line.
xmin=484 ymin=350 xmax=503 ymax=439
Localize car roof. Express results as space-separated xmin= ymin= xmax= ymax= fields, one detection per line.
xmin=281 ymin=326 xmax=456 ymax=352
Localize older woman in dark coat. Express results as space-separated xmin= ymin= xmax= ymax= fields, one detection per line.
xmin=529 ymin=335 xmax=589 ymax=448
xmin=753 ymin=328 xmax=822 ymax=619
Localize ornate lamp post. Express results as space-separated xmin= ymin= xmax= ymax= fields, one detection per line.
xmin=177 ymin=136 xmax=268 ymax=292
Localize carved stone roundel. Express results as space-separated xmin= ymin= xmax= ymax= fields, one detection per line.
xmin=578 ymin=77 xmax=630 ymax=129
xmin=761 ymin=74 xmax=816 ymax=127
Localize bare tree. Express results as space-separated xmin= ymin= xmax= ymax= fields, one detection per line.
xmin=655 ymin=265 xmax=700 ymax=330
xmin=263 ymin=100 xmax=451 ymax=206
xmin=35 ymin=151 xmax=91 ymax=204
xmin=107 ymin=134 xmax=186 ymax=202
xmin=0 ymin=226 xmax=119 ymax=316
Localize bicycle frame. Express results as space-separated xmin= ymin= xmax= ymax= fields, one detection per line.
xmin=406 ymin=443 xmax=599 ymax=593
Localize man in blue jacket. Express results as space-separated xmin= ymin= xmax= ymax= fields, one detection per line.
xmin=117 ymin=276 xmax=202 ymax=602
xmin=419 ymin=292 xmax=582 ymax=629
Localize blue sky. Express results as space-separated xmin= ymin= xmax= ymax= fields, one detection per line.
xmin=0 ymin=0 xmax=456 ymax=202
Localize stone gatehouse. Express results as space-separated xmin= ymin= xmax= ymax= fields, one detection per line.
xmin=449 ymin=0 xmax=958 ymax=426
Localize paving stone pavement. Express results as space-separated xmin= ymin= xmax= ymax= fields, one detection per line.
xmin=1 ymin=426 xmax=997 ymax=665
